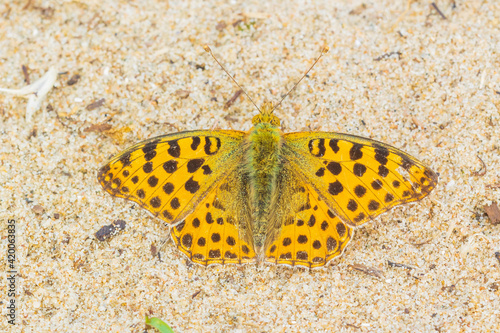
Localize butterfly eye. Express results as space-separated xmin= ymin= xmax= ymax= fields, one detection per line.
xmin=251 ymin=114 xmax=262 ymax=125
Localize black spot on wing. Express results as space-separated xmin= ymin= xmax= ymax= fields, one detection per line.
xmin=378 ymin=165 xmax=389 ymax=177
xmin=182 ymin=234 xmax=192 ymax=248
xmin=368 ymin=200 xmax=380 ymax=211
xmin=168 ymin=140 xmax=180 ymax=158
xmin=163 ymin=182 xmax=174 ymax=194
xmin=185 ymin=177 xmax=200 ymax=193
xmin=401 ymin=156 xmax=414 ymax=170
xmin=142 ymin=141 xmax=159 ymax=161
xmin=148 ymin=175 xmax=158 ymax=187
xmin=374 ymin=146 xmax=389 ymax=165
xmin=329 ymin=139 xmax=339 ymax=153
xmin=204 ymin=137 xmax=221 ymax=155
xmin=143 ymin=162 xmax=153 ymax=173
xmin=371 ymin=179 xmax=383 ymax=190
xmin=321 ymin=221 xmax=329 ymax=231
xmin=150 ymin=196 xmax=161 ymax=208
xmin=350 ymin=143 xmax=363 ymax=160
xmin=226 ymin=236 xmax=236 ymax=246
xmin=209 ymin=249 xmax=221 ymax=258
xmin=424 ymin=169 xmax=435 ymax=179
xmin=211 ymin=233 xmax=221 ymax=242
xmin=307 ymin=215 xmax=316 ymax=227
xmin=191 ymin=136 xmax=201 ymax=150
xmin=326 ymin=162 xmax=342 ymax=175
xmin=308 ymin=139 xmax=326 ymax=157
xmin=175 ymin=221 xmax=185 ymax=232
xmin=202 ymin=165 xmax=212 ymax=175
xmin=336 ymin=222 xmax=346 ymax=237
xmin=170 ymin=197 xmax=180 ymax=209
xmin=326 ymin=237 xmax=337 ymax=252
xmin=119 ymin=152 xmax=131 ymax=166
xmin=347 ymin=199 xmax=358 ymax=212
xmin=193 ymin=253 xmax=204 ymax=260
xmin=354 ymin=212 xmax=365 ymax=223
xmin=187 ymin=159 xmax=205 ymax=173
xmin=163 ymin=160 xmax=178 ymax=173
xmin=279 ymin=252 xmax=292 ymax=260
xmin=163 ymin=210 xmax=173 ymax=220
xmin=329 ymin=181 xmax=343 ymax=195
xmin=98 ymin=165 xmax=110 ymax=179
xmin=296 ymin=251 xmax=308 ymax=260
xmin=225 ymin=251 xmax=237 ymax=259
xmin=354 ymin=185 xmax=366 ymax=198
xmin=353 ymin=163 xmax=367 ymax=177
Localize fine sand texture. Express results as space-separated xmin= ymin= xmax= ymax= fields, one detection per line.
xmin=1 ymin=0 xmax=499 ymax=332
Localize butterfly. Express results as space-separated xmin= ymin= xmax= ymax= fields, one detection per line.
xmin=97 ymin=47 xmax=438 ymax=268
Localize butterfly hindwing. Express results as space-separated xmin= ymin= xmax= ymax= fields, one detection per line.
xmin=282 ymin=132 xmax=438 ymax=227
xmin=98 ymin=130 xmax=246 ymax=225
xmin=171 ymin=167 xmax=257 ymax=265
xmin=264 ymin=164 xmax=353 ymax=268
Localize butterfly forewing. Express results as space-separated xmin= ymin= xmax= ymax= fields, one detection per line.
xmin=98 ymin=130 xmax=246 ymax=225
xmin=283 ymin=132 xmax=438 ymax=227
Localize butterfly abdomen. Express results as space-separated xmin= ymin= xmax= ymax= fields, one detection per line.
xmin=247 ymin=122 xmax=283 ymax=248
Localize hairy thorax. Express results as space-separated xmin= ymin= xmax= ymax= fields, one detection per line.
xmin=246 ymin=122 xmax=283 ymax=248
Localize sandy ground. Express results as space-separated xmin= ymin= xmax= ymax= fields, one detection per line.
xmin=1 ymin=0 xmax=499 ymax=332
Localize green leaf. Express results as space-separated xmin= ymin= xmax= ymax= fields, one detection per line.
xmin=145 ymin=315 xmax=175 ymax=333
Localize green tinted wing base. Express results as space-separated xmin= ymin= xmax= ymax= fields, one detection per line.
xmin=264 ymin=164 xmax=353 ymax=268
xmin=171 ymin=168 xmax=257 ymax=266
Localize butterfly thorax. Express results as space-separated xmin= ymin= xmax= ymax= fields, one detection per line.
xmin=246 ymin=104 xmax=283 ymax=250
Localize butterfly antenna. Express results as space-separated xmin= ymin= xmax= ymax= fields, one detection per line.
xmin=272 ymin=46 xmax=329 ymax=113
xmin=204 ymin=45 xmax=261 ymax=113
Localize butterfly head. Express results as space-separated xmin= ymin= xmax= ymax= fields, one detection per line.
xmin=252 ymin=101 xmax=280 ymax=126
